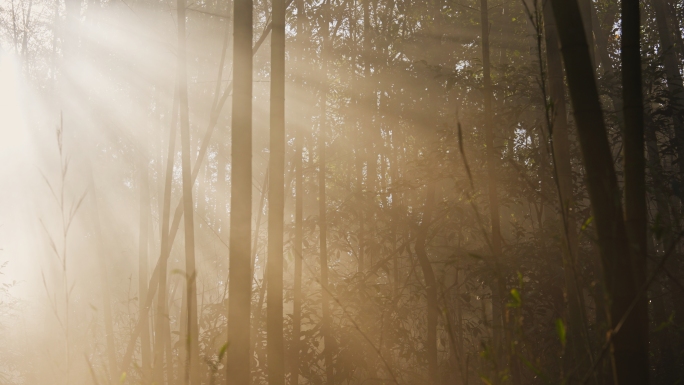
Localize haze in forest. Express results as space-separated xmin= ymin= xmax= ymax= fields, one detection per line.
xmin=0 ymin=0 xmax=682 ymax=384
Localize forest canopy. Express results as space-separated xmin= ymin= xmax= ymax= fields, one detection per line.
xmin=0 ymin=0 xmax=681 ymax=383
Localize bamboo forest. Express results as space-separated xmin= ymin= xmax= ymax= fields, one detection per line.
xmin=0 ymin=0 xmax=683 ymax=383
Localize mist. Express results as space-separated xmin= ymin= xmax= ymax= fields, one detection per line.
xmin=0 ymin=0 xmax=682 ymax=384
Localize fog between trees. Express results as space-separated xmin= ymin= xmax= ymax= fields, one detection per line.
xmin=0 ymin=0 xmax=682 ymax=383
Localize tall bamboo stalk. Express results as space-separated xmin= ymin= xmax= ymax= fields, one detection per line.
xmin=226 ymin=0 xmax=254 ymax=383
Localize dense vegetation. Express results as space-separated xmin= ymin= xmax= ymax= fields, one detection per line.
xmin=0 ymin=0 xmax=681 ymax=383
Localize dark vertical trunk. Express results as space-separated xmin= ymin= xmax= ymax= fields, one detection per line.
xmin=319 ymin=2 xmax=334 ymax=382
xmin=646 ymin=116 xmax=677 ymax=383
xmin=414 ymin=182 xmax=438 ymax=384
xmin=543 ymin=1 xmax=589 ymax=377
xmin=549 ymin=0 xmax=649 ymax=383
xmin=267 ymin=0 xmax=286 ymax=382
xmin=227 ymin=0 xmax=253 ymax=383
xmin=621 ymin=0 xmax=649 ymax=381
xmin=646 ymin=119 xmax=674 ymax=248
xmin=176 ymin=0 xmax=200 ymax=380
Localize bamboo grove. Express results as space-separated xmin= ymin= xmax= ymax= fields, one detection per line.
xmin=0 ymin=0 xmax=683 ymax=383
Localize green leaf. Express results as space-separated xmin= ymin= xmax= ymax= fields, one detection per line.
xmin=219 ymin=342 xmax=230 ymax=361
xmin=119 ymin=372 xmax=126 ymax=384
xmin=555 ymin=318 xmax=566 ymax=348
xmin=508 ymin=289 xmax=521 ymax=308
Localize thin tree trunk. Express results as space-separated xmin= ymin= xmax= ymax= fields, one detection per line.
xmin=289 ymin=1 xmax=305 ymax=383
xmin=646 ymin=116 xmax=677 ymax=383
xmin=179 ymin=281 xmax=188 ymax=385
xmin=139 ymin=150 xmax=152 ymax=383
xmin=267 ymin=0 xmax=286 ymax=382
xmin=646 ymin=121 xmax=673 ymax=247
xmin=249 ymin=170 xmax=269 ymax=365
xmin=176 ymin=0 xmax=200 ymax=381
xmin=621 ymin=0 xmax=649 ymax=381
xmin=319 ymin=2 xmax=334 ymax=382
xmin=543 ymin=2 xmax=589 ymax=377
xmin=480 ymin=0 xmax=504 ymax=364
xmin=227 ymin=0 xmax=253 ymax=383
xmin=549 ymin=0 xmax=649 ymax=383
xmin=455 ymin=268 xmax=464 ymax=383
xmin=363 ymin=0 xmax=376 ymax=194
xmin=414 ymin=182 xmax=438 ymax=384
xmin=214 ymin=6 xmax=232 ymax=239
xmin=154 ymin=88 xmax=179 ymax=385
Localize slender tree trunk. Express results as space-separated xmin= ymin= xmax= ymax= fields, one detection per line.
xmin=454 ymin=268 xmax=464 ymax=383
xmin=267 ymin=0 xmax=286 ymax=382
xmin=363 ymin=0 xmax=376 ymax=195
xmin=179 ymin=280 xmax=188 ymax=385
xmin=391 ymin=129 xmax=400 ymax=299
xmin=646 ymin=116 xmax=677 ymax=383
xmin=215 ymin=8 xmax=231 ymax=237
xmin=543 ymin=2 xmax=588 ymax=377
xmin=480 ymin=0 xmax=504 ymax=364
xmin=154 ymin=89 xmax=179 ymax=385
xmin=621 ymin=0 xmax=649 ymax=381
xmin=414 ymin=182 xmax=438 ymax=384
xmin=249 ymin=170 xmax=269 ymax=365
xmin=549 ymin=0 xmax=649 ymax=383
xmin=289 ymin=1 xmax=305 ymax=383
xmin=139 ymin=150 xmax=152 ymax=383
xmin=176 ymin=0 xmax=200 ymax=381
xmin=290 ymin=109 xmax=304 ymax=385
xmin=227 ymin=0 xmax=253 ymax=383
xmin=319 ymin=2 xmax=334 ymax=382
